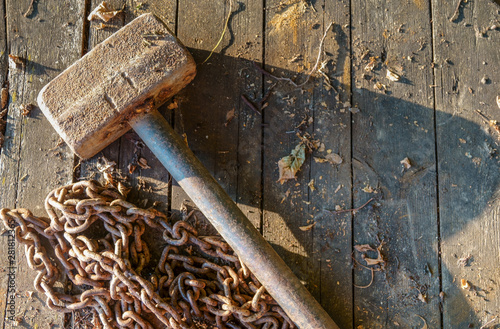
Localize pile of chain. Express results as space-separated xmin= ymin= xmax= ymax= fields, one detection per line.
xmin=0 ymin=180 xmax=295 ymax=329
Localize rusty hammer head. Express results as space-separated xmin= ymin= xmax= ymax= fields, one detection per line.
xmin=37 ymin=13 xmax=196 ymax=159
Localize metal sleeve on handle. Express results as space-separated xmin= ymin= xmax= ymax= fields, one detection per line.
xmin=130 ymin=109 xmax=340 ymax=329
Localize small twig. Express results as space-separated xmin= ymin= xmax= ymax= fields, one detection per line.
xmin=201 ymin=0 xmax=233 ymax=64
xmin=480 ymin=316 xmax=498 ymax=329
xmin=475 ymin=109 xmax=500 ymax=137
xmin=449 ymin=0 xmax=463 ymax=22
xmin=328 ymin=198 xmax=374 ymax=215
xmin=259 ymin=82 xmax=277 ymax=108
xmin=241 ymin=95 xmax=261 ymax=115
xmin=252 ymin=21 xmax=334 ymax=88
xmin=23 ymin=0 xmax=36 ymax=17
xmin=353 ymin=268 xmax=374 ymax=288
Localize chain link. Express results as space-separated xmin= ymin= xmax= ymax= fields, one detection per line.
xmin=1 ymin=180 xmax=296 ymax=329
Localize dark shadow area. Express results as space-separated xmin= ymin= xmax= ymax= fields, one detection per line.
xmin=146 ymin=49 xmax=500 ymax=328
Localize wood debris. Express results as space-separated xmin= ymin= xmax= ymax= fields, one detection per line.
xmin=137 ymin=157 xmax=151 ymax=169
xmin=364 ymin=56 xmax=377 ymax=72
xmin=461 ymin=278 xmax=470 ymax=290
xmin=117 ymin=182 xmax=131 ymax=198
xmin=325 ymin=152 xmax=342 ymax=165
xmin=497 ymin=95 xmax=500 ymax=110
xmin=362 ymin=185 xmax=375 ymax=193
xmin=88 ymin=1 xmax=123 ymax=22
xmin=373 ymin=81 xmax=387 ymax=92
xmin=416 ymin=315 xmax=428 ymax=329
xmin=224 ymin=108 xmax=236 ymax=127
xmin=449 ymin=0 xmax=463 ymax=22
xmin=308 ymin=179 xmax=316 ymax=191
xmin=8 ymin=54 xmax=25 ymax=70
xmin=167 ymin=98 xmax=179 ymax=110
xmin=354 ymin=244 xmax=376 ymax=252
xmin=457 ymin=253 xmax=472 ymax=267
xmin=299 ymin=222 xmax=316 ymax=231
xmin=386 ymin=68 xmax=401 ymax=82
xmin=20 ymin=103 xmax=35 ymax=117
xmin=417 ymin=291 xmax=427 ymax=303
xmin=23 ymin=0 xmax=36 ymax=17
xmin=400 ymin=157 xmax=411 ymax=169
xmin=128 ymin=163 xmax=137 ymax=174
xmin=361 ymin=242 xmax=385 ymax=267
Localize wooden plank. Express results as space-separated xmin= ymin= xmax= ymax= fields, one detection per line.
xmin=262 ymin=1 xmax=352 ymax=327
xmin=351 ymin=0 xmax=439 ymax=327
xmin=312 ymin=2 xmax=353 ymax=328
xmin=174 ymin=0 xmax=263 ymax=231
xmin=0 ymin=0 xmax=11 ymax=325
xmin=0 ymin=0 xmax=85 ymax=327
xmin=432 ymin=0 xmax=500 ymax=327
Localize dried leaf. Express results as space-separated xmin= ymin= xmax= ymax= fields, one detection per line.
xmin=299 ymin=223 xmax=316 ymax=231
xmin=354 ymin=244 xmax=376 ymax=252
xmin=224 ymin=108 xmax=236 ymax=127
xmin=308 ymin=179 xmax=316 ymax=191
xmin=278 ymin=143 xmax=306 ymax=184
xmin=138 ymin=157 xmax=151 ymax=169
xmin=400 ymin=157 xmax=411 ymax=169
xmin=8 ymin=54 xmax=25 ymax=70
xmin=386 ymin=68 xmax=401 ymax=82
xmin=325 ymin=153 xmax=342 ymax=165
xmin=88 ymin=1 xmax=123 ymax=22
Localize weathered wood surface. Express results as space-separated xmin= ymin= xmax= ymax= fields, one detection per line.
xmin=173 ymin=0 xmax=264 ymax=235
xmin=432 ymin=0 xmax=500 ymax=328
xmin=262 ymin=1 xmax=353 ymax=328
xmin=0 ymin=0 xmax=85 ymax=328
xmin=0 ymin=0 xmax=499 ymax=328
xmin=351 ymin=0 xmax=440 ymax=328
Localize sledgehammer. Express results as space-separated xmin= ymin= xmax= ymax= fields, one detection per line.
xmin=37 ymin=13 xmax=339 ymax=329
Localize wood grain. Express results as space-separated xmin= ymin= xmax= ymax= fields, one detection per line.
xmin=0 ymin=0 xmax=85 ymax=327
xmin=351 ymin=0 xmax=439 ymax=327
xmin=174 ymin=0 xmax=263 ymax=231
xmin=432 ymin=0 xmax=500 ymax=327
xmin=262 ymin=1 xmax=353 ymax=327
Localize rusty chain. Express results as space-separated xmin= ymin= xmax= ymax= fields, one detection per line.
xmin=1 ymin=180 xmax=295 ymax=329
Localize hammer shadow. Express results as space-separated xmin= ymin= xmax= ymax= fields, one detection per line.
xmin=70 ymin=40 xmax=500 ymax=327
xmin=141 ymin=49 xmax=498 ymax=328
